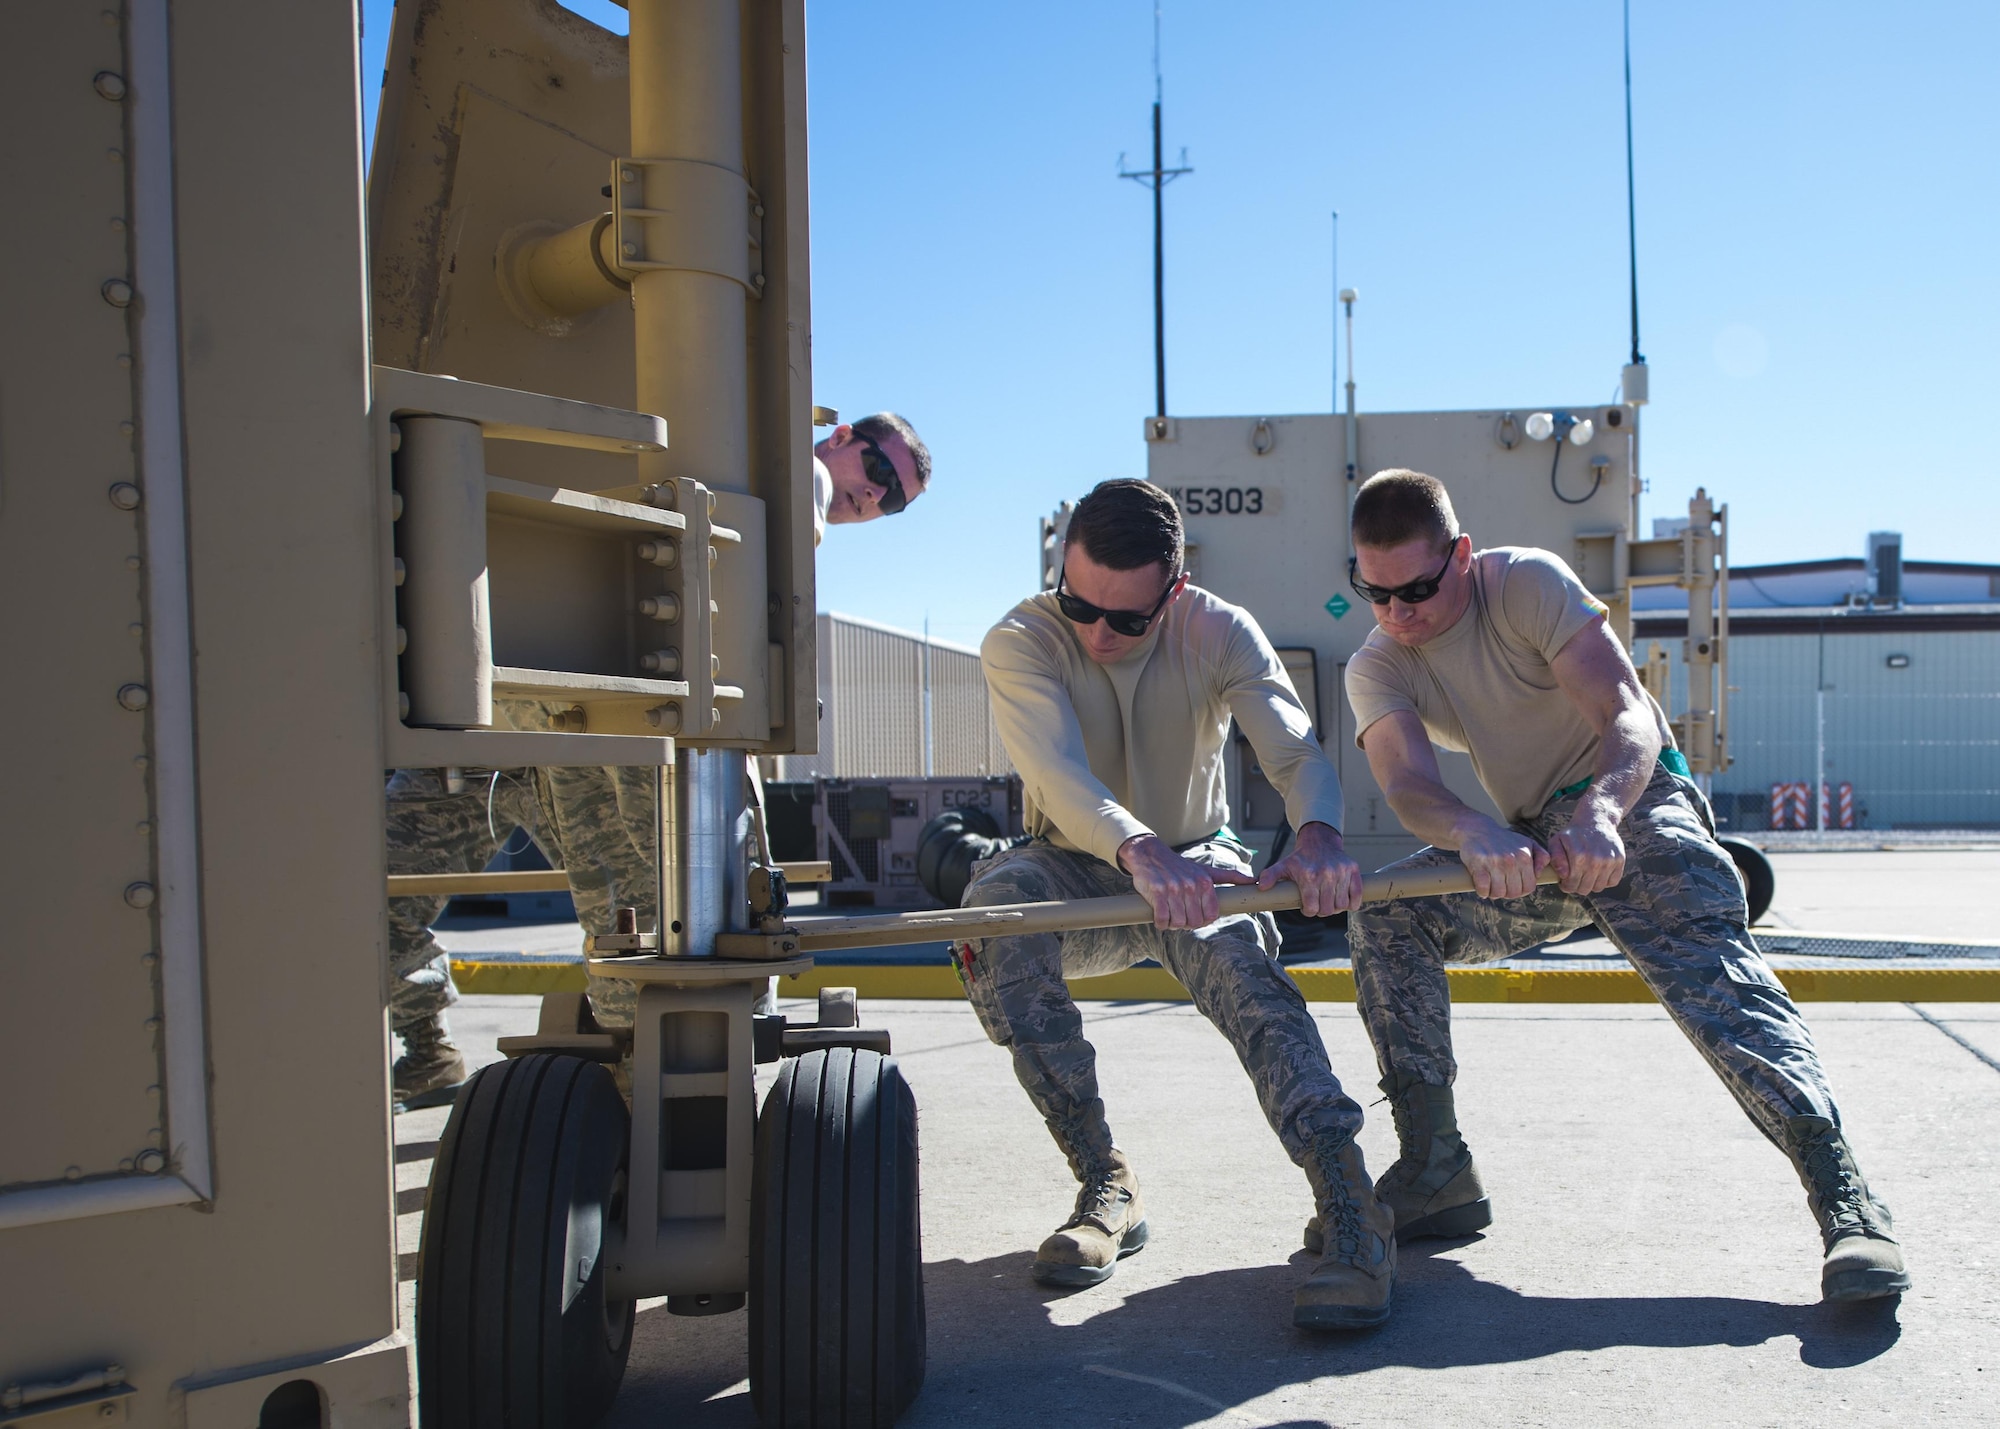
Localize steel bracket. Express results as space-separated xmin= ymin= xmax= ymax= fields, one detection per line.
xmin=612 ymin=157 xmax=765 ymax=298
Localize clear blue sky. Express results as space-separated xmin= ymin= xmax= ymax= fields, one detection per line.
xmin=362 ymin=1 xmax=1999 ymax=647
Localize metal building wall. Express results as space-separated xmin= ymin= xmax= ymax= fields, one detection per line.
xmin=1656 ymin=622 xmax=2000 ymax=829
xmin=778 ymin=613 xmax=1013 ymax=779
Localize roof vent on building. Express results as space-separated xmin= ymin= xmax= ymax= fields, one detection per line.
xmin=1867 ymin=531 xmax=1903 ymax=608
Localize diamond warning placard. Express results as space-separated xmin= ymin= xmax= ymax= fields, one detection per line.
xmin=1324 ymin=593 xmax=1352 ymax=620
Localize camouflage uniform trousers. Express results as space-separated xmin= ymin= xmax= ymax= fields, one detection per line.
xmin=954 ymin=838 xmax=1365 ymax=1179
xmin=1350 ymin=763 xmax=1840 ymax=1149
xmin=385 ymin=763 xmax=654 ymax=1036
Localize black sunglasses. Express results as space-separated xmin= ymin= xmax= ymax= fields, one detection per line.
xmin=856 ymin=434 xmax=909 ymax=515
xmin=1348 ymin=544 xmax=1458 ymax=606
xmin=1054 ymin=569 xmax=1183 ymax=638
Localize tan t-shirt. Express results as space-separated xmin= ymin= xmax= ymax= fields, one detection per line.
xmin=982 ymin=585 xmax=1345 ymax=866
xmin=1345 ymin=547 xmax=1667 ymax=824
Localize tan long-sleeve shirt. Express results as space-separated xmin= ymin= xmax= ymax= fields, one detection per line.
xmin=980 ymin=586 xmax=1344 ymax=866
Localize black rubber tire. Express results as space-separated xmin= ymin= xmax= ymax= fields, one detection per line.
xmin=1718 ymin=836 xmax=1776 ymax=926
xmin=418 ymin=1054 xmax=634 ymax=1429
xmin=914 ymin=809 xmax=1003 ymax=906
xmin=750 ymin=1047 xmax=925 ymax=1427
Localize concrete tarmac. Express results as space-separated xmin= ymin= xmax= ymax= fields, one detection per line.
xmin=397 ymin=846 xmax=2000 ymax=1426
xmin=399 ymin=992 xmax=1999 ymax=1428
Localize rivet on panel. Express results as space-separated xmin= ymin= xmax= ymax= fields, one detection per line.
xmin=388 ymin=422 xmax=402 ymax=453
xmin=100 ymin=9 xmax=118 ymax=25
xmin=710 ymin=707 xmax=721 ymax=726
xmin=645 ymin=702 xmax=683 ymax=734
xmin=109 ymin=482 xmax=142 ymax=509
xmin=622 ymin=242 xmax=638 ymax=257
xmin=398 ymin=693 xmax=412 ymax=720
xmin=102 ymin=278 xmax=134 ymax=307
xmin=141 ymin=951 xmax=158 ymax=966
xmin=396 ymin=625 xmax=408 ymax=655
xmin=94 ymin=70 xmax=128 ymax=99
xmin=125 ymin=555 xmax=142 ymax=571
xmin=639 ymin=648 xmax=681 ymax=676
xmin=135 ymin=1149 xmax=166 ymax=1175
xmin=637 ymin=538 xmax=678 ymax=567
xmin=124 ymin=882 xmax=156 ymax=908
xmin=110 ymin=217 xmax=127 ymax=233
xmin=115 ymin=352 xmax=132 ymax=368
xmin=117 ymin=683 xmax=150 ymax=711
xmin=391 ymin=490 xmax=404 ymax=520
xmin=394 ymin=557 xmax=407 ymax=586
xmin=550 ymin=705 xmax=588 ymax=733
xmin=64 ymin=1165 xmax=83 ymax=1182
xmin=105 ymin=147 xmax=123 ymax=164
xmin=711 ymin=654 xmax=721 ymax=677
xmin=639 ymin=592 xmax=681 ymax=622
xmin=119 ymin=421 xmax=135 ymax=436
xmin=620 ymin=167 xmax=637 ymax=183
xmin=128 ymin=623 xmax=144 ymax=640
xmin=644 ymin=481 xmax=678 ymax=509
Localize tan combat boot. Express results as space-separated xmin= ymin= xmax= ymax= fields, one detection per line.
xmin=1786 ymin=1115 xmax=1911 ymax=1302
xmin=392 ymin=1014 xmax=468 ymax=1112
xmin=1295 ymin=1131 xmax=1396 ymax=1330
xmin=1031 ymin=1149 xmax=1148 ymax=1287
xmin=1307 ymin=1076 xmax=1491 ymax=1252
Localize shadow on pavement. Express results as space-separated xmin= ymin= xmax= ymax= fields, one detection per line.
xmin=603 ymin=1240 xmax=1900 ymax=1427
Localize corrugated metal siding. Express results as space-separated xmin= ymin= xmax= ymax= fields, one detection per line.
xmin=776 ymin=614 xmax=1014 ymax=779
xmin=1657 ymin=625 xmax=2000 ymax=829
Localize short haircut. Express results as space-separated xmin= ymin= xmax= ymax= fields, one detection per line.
xmin=1351 ymin=468 xmax=1459 ymax=551
xmin=852 ymin=411 xmax=932 ymax=491
xmin=1066 ymin=478 xmax=1185 ymax=575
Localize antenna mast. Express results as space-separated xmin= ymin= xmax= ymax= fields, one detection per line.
xmin=1622 ymin=0 xmax=1649 ymax=404
xmin=1119 ymin=4 xmax=1192 ymax=418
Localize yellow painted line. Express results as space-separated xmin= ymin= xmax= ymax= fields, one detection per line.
xmin=450 ymin=958 xmax=2000 ymax=1002
xmin=449 ymin=961 xmax=588 ymax=995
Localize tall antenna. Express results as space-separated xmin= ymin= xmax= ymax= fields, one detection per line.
xmin=1621 ymin=0 xmax=1648 ymax=403
xmin=1330 ymin=210 xmax=1339 ymax=413
xmin=1119 ymin=3 xmax=1192 ymax=418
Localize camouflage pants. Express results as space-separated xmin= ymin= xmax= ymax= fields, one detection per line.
xmin=384 ymin=763 xmax=655 ymax=1034
xmin=1350 ymin=764 xmax=1840 ymax=1149
xmin=955 ymin=839 xmax=1365 ymax=1180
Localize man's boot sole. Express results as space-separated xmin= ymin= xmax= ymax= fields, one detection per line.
xmin=1397 ymin=1196 xmax=1493 ymax=1241
xmin=393 ymin=1080 xmax=467 ymax=1114
xmin=1031 ymin=1218 xmax=1149 ymax=1287
xmin=1304 ymin=1196 xmax=1492 ymax=1253
xmin=1292 ymin=1296 xmax=1392 ymax=1330
xmin=1824 ymin=1265 xmax=1912 ymax=1302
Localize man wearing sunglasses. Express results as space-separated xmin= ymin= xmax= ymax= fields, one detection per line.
xmin=813 ymin=411 xmax=930 ymax=540
xmin=1340 ymin=468 xmax=1909 ymax=1303
xmin=960 ymin=478 xmax=1397 ymax=1331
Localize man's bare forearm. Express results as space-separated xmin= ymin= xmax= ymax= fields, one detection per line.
xmin=1574 ymin=699 xmax=1662 ymax=828
xmin=1381 ymin=772 xmax=1505 ymax=852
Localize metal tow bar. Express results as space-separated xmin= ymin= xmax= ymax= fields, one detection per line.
xmin=783 ymin=865 xmax=1562 ymax=954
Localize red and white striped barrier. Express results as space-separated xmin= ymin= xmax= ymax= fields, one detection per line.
xmin=1771 ymin=780 xmax=1855 ymax=831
